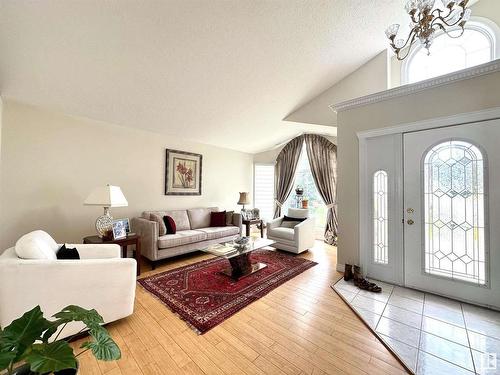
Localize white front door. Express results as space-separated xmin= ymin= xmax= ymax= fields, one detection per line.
xmin=404 ymin=119 xmax=500 ymax=309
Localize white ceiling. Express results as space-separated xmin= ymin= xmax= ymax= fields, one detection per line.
xmin=0 ymin=0 xmax=406 ymax=153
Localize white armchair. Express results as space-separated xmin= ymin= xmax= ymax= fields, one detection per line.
xmin=0 ymin=231 xmax=136 ymax=338
xmin=267 ymin=208 xmax=315 ymax=254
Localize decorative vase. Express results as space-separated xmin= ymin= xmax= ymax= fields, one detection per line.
xmin=302 ymin=199 xmax=309 ymax=209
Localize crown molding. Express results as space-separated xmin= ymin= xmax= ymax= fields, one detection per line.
xmin=330 ymin=59 xmax=500 ymax=113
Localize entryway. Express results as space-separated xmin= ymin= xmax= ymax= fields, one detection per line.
xmin=360 ymin=114 xmax=500 ymax=310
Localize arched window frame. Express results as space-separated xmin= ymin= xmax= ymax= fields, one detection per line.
xmin=401 ymin=17 xmax=500 ymax=85
xmin=421 ymin=138 xmax=489 ymax=286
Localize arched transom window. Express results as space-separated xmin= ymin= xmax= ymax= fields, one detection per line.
xmin=404 ymin=20 xmax=498 ymax=84
xmin=423 ymin=140 xmax=487 ymax=285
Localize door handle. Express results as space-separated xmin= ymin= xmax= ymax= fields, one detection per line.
xmin=407 ymin=219 xmax=415 ymax=225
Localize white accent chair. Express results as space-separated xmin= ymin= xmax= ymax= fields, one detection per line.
xmin=0 ymin=230 xmax=136 ymax=338
xmin=267 ymin=208 xmax=315 ymax=254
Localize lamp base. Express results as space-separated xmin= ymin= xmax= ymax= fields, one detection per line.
xmin=95 ymin=207 xmax=113 ymax=237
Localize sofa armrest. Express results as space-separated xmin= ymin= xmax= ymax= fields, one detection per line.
xmin=232 ymin=212 xmax=243 ymax=235
xmin=131 ymin=217 xmax=158 ymax=261
xmin=294 ymin=217 xmax=315 ymax=250
xmin=0 ymin=258 xmax=136 ymax=338
xmin=63 ymin=244 xmax=121 ymax=259
xmin=267 ymin=217 xmax=283 ymax=231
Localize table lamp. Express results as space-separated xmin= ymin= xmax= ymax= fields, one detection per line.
xmin=237 ymin=192 xmax=250 ymax=211
xmin=84 ymin=184 xmax=128 ymax=237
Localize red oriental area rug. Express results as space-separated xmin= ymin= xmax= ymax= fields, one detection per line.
xmin=138 ymin=250 xmax=317 ymax=333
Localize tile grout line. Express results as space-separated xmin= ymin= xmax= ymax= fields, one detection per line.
xmin=414 ymin=292 xmax=426 ymax=374
xmin=461 ymin=302 xmax=478 ymax=374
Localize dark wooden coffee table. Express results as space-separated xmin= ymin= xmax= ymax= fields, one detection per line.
xmin=202 ymin=238 xmax=275 ymax=280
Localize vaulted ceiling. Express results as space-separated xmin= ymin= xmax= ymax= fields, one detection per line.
xmin=0 ymin=0 xmax=407 ymax=153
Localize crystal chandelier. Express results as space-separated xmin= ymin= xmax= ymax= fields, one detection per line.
xmin=386 ymin=0 xmax=472 ymax=60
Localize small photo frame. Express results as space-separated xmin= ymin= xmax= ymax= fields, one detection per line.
xmin=112 ymin=219 xmax=128 ymax=240
xmin=113 ymin=218 xmax=130 ymax=233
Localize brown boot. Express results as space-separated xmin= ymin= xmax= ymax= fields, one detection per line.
xmin=353 ymin=265 xmax=382 ymax=293
xmin=344 ymin=264 xmax=353 ymax=281
xmin=353 ymin=265 xmax=363 ymax=282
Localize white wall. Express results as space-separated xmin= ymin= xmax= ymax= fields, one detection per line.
xmin=0 ymin=100 xmax=253 ymax=250
xmin=336 ymin=70 xmax=500 ymax=268
xmin=283 ymin=51 xmax=389 ymax=127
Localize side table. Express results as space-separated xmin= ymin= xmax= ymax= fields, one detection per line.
xmin=242 ymin=219 xmax=264 ymax=238
xmin=83 ymin=234 xmax=141 ymax=276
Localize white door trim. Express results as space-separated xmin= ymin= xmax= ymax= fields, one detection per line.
xmin=357 ymin=107 xmax=500 ymax=285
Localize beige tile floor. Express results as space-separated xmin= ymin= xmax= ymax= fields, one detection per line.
xmin=333 ymin=278 xmax=500 ymax=375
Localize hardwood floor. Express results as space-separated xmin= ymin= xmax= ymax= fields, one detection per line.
xmin=72 ymin=240 xmax=408 ymax=375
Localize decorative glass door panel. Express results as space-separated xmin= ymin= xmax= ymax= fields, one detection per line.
xmin=374 ymin=170 xmax=389 ymax=265
xmin=423 ymin=140 xmax=486 ymax=285
xmin=404 ymin=120 xmax=499 ymax=309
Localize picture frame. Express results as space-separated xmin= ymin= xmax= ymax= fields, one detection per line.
xmin=165 ymin=149 xmax=202 ymax=195
xmin=112 ymin=220 xmax=127 ymax=240
xmin=113 ymin=218 xmax=130 ymax=234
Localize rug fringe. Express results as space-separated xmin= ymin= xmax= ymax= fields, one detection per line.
xmin=137 ymin=282 xmax=202 ymax=335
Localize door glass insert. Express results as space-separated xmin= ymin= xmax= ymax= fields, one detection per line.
xmin=374 ymin=170 xmax=389 ymax=264
xmin=423 ymin=140 xmax=486 ymax=285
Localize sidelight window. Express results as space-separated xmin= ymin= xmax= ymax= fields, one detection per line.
xmin=373 ymin=170 xmax=389 ymax=264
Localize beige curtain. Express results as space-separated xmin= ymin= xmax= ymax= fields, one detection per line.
xmin=274 ymin=136 xmax=304 ymax=218
xmin=304 ymin=134 xmax=338 ymax=245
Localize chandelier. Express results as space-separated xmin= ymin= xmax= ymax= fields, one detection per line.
xmin=386 ymin=0 xmax=472 ymax=60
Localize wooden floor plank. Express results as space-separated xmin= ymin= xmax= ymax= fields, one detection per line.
xmin=74 ymin=239 xmax=408 ymax=374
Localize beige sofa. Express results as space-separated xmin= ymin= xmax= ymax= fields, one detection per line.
xmin=131 ymin=207 xmax=242 ymax=268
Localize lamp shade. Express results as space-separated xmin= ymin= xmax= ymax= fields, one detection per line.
xmin=84 ymin=184 xmax=128 ymax=207
xmin=237 ymin=192 xmax=250 ymax=205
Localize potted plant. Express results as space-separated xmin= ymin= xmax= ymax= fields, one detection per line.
xmin=0 ymin=305 xmax=121 ymax=375
xmin=302 ymin=196 xmax=309 ymax=209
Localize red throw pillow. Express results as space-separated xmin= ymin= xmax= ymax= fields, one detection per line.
xmin=163 ymin=215 xmax=177 ymax=234
xmin=210 ymin=211 xmax=227 ymax=227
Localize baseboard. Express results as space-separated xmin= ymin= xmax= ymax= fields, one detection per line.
xmin=336 ymin=263 xmax=345 ymax=273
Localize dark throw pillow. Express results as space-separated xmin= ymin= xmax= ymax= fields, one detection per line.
xmin=283 ymin=215 xmax=307 ymax=223
xmin=56 ymin=244 xmax=80 ymax=260
xmin=210 ymin=211 xmax=227 ymax=227
xmin=281 ymin=215 xmax=307 ymax=228
xmin=163 ymin=215 xmax=177 ymax=234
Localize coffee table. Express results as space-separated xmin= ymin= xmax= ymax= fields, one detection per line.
xmin=202 ymin=238 xmax=275 ymax=280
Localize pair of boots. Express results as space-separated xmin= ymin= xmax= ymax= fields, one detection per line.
xmin=344 ymin=264 xmax=382 ymax=293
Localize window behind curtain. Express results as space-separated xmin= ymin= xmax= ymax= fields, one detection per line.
xmin=254 ymin=164 xmax=275 ymax=222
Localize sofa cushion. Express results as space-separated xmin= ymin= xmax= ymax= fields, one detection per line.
xmin=187 ymin=207 xmax=218 ymax=229
xmin=268 ymin=227 xmax=295 ymax=241
xmin=210 ymin=211 xmax=226 ymax=227
xmin=196 ymin=226 xmax=240 ymax=240
xmin=225 ymin=211 xmax=234 ymax=226
xmin=150 ymin=213 xmax=167 ymax=236
xmin=15 ymin=230 xmax=58 ymax=260
xmin=164 ymin=210 xmax=191 ymax=231
xmin=157 ymin=230 xmax=207 ymax=249
xmin=143 ymin=210 xmax=190 ymax=231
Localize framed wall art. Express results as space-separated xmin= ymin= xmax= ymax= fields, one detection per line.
xmin=165 ymin=149 xmax=202 ymax=195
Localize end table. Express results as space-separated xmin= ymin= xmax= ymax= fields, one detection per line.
xmin=242 ymin=219 xmax=264 ymax=238
xmin=83 ymin=234 xmax=141 ymax=276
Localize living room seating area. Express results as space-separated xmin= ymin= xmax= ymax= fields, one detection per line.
xmin=131 ymin=207 xmax=242 ymax=268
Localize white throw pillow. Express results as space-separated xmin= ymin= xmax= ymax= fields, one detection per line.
xmin=15 ymin=230 xmax=59 ymax=260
